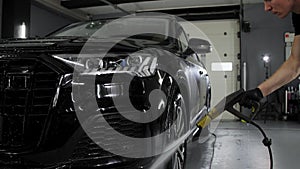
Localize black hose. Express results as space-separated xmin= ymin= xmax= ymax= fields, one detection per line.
xmin=250 ymin=121 xmax=273 ymax=169
xmin=209 ymin=133 xmax=217 ymax=169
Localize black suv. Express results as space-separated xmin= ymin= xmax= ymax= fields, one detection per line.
xmin=0 ymin=14 xmax=211 ymax=169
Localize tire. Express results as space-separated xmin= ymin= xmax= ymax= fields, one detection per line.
xmin=166 ymin=91 xmax=187 ymax=169
xmin=168 ymin=141 xmax=187 ymax=169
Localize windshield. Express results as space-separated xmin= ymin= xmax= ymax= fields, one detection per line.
xmin=50 ymin=17 xmax=171 ymax=42
xmin=50 ymin=20 xmax=107 ymax=37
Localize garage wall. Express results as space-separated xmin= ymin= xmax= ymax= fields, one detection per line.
xmin=241 ymin=3 xmax=294 ymax=90
xmin=30 ymin=3 xmax=76 ymax=37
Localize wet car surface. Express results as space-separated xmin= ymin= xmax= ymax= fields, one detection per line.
xmin=0 ymin=14 xmax=211 ymax=169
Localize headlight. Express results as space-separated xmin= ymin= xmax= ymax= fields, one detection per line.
xmin=85 ymin=58 xmax=104 ymax=69
xmin=126 ymin=55 xmax=143 ymax=66
xmin=53 ymin=54 xmax=158 ymax=77
xmin=124 ymin=53 xmax=157 ymax=77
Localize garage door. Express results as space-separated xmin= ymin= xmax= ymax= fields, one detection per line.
xmin=180 ymin=19 xmax=240 ymax=120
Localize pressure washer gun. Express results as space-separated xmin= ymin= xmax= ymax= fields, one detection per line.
xmin=196 ymin=89 xmax=273 ymax=169
xmin=197 ymin=89 xmax=260 ymax=128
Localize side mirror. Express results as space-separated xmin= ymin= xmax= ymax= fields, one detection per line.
xmin=184 ymin=38 xmax=212 ymax=55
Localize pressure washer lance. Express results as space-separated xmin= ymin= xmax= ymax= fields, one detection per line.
xmin=196 ymin=89 xmax=273 ymax=169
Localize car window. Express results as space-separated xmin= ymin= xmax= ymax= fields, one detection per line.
xmin=178 ymin=29 xmax=189 ymax=52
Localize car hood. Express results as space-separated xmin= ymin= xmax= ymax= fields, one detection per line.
xmin=0 ymin=36 xmax=175 ymax=54
xmin=0 ymin=37 xmax=86 ymax=53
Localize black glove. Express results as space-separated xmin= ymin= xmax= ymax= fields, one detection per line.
xmin=239 ymin=88 xmax=263 ymax=109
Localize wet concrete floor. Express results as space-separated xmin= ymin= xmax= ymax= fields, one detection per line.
xmin=185 ymin=120 xmax=300 ymax=169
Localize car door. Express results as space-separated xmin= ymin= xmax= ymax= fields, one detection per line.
xmin=177 ymin=27 xmax=210 ymax=124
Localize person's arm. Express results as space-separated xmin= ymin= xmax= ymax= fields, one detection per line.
xmin=258 ymin=35 xmax=300 ymax=96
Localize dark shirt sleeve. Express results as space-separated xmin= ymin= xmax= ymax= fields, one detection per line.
xmin=292 ymin=13 xmax=300 ymax=35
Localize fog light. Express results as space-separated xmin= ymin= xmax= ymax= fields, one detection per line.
xmin=96 ymin=83 xmax=124 ymax=98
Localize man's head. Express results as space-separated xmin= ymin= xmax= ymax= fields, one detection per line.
xmin=264 ymin=0 xmax=299 ymax=18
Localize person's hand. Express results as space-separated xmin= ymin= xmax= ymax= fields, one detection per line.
xmin=239 ymin=88 xmax=264 ymax=109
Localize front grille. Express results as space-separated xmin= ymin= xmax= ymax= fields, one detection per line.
xmin=70 ymin=111 xmax=148 ymax=168
xmin=0 ymin=58 xmax=59 ymax=149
